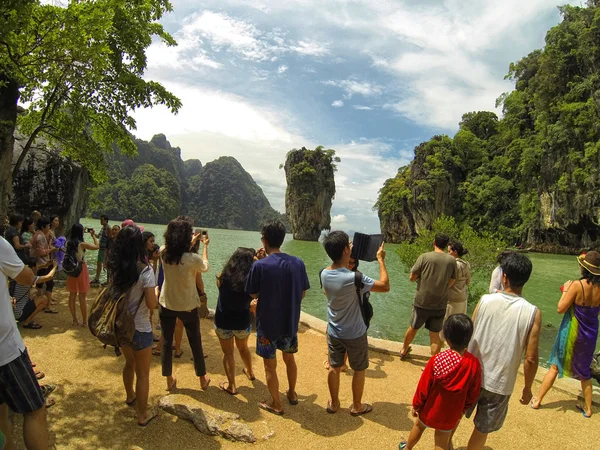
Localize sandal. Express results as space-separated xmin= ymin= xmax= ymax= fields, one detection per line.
xmin=23 ymin=322 xmax=42 ymax=329
xmin=41 ymin=384 xmax=56 ymax=397
xmin=166 ymin=377 xmax=177 ymax=392
xmin=326 ymin=399 xmax=339 ymax=414
xmin=259 ymin=401 xmax=283 ymax=416
xmin=126 ymin=397 xmax=137 ymax=406
xmin=138 ymin=407 xmax=159 ymax=427
xmin=219 ymin=381 xmax=238 ymax=395
xmin=286 ymin=390 xmax=298 ymax=406
xmin=576 ymin=403 xmax=592 ymax=418
xmin=45 ymin=397 xmax=56 ymax=409
xmin=243 ymin=368 xmax=255 ymax=381
xmin=398 ymin=441 xmax=408 ymax=449
xmin=350 ymin=403 xmax=373 ymax=416
xmin=174 ymin=350 xmax=184 ymax=359
xmin=400 ymin=347 xmax=412 ymax=360
xmin=35 ymin=371 xmax=45 ymax=380
xmin=44 ymin=309 xmax=59 ymax=314
xmin=152 ymin=349 xmax=161 ymax=356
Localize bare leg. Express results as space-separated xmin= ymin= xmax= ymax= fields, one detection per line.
xmin=44 ymin=291 xmax=53 ymax=311
xmin=22 ymin=297 xmax=48 ymax=326
xmin=327 ymin=366 xmax=342 ymax=412
xmin=434 ymin=429 xmax=451 ymax=450
xmin=467 ymin=428 xmax=488 ymax=450
xmin=405 ymin=419 xmax=426 ymax=449
xmin=0 ymin=403 xmax=14 ymax=450
xmin=219 ymin=337 xmax=237 ymax=393
xmin=68 ymin=292 xmax=78 ymax=325
xmin=174 ymin=319 xmax=184 ymax=355
xmin=401 ymin=326 xmax=418 ymax=356
xmin=78 ymin=292 xmax=87 ymax=327
xmin=22 ymin=406 xmax=48 ymax=450
xmin=429 ymin=331 xmax=442 ymax=356
xmin=262 ymin=357 xmax=282 ymax=412
xmin=93 ymin=261 xmax=102 ymax=282
xmin=235 ymin=337 xmax=254 ymax=379
xmin=121 ymin=345 xmax=136 ymax=404
xmin=282 ymin=352 xmax=298 ymax=402
xmin=532 ymin=365 xmax=558 ymax=408
xmin=580 ymin=379 xmax=593 ymax=417
xmin=132 ymin=346 xmax=153 ymax=424
xmin=351 ymin=369 xmax=367 ymax=412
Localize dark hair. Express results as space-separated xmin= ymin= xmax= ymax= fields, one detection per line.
xmin=323 ymin=231 xmax=350 ymax=262
xmin=106 ymin=226 xmax=146 ymax=295
xmin=9 ymin=214 xmax=23 ymax=226
xmin=21 ymin=217 xmax=34 ymax=235
xmin=496 ymin=250 xmax=514 ymax=265
xmin=67 ymin=223 xmax=84 ymax=256
xmin=49 ymin=215 xmax=58 ymax=225
xmin=501 ymin=252 xmax=532 ymax=288
xmin=580 ymin=267 xmax=600 ymax=287
xmin=349 ymin=257 xmax=359 ymax=271
xmin=163 ymin=218 xmax=192 ymax=265
xmin=219 ymin=247 xmax=256 ymax=292
xmin=261 ymin=220 xmax=286 ymax=249
xmin=434 ymin=233 xmax=450 ymax=249
xmin=443 ymin=314 xmax=473 ymax=350
xmin=152 ymin=244 xmax=160 ymax=253
xmin=450 ymin=241 xmax=469 ymax=258
xmin=23 ymin=256 xmax=38 ymax=269
xmin=101 ymin=214 xmax=109 ymax=222
xmin=36 ymin=217 xmax=50 ymax=230
xmin=142 ymin=231 xmax=155 ymax=258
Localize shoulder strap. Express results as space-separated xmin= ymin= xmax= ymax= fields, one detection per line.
xmin=579 ymin=279 xmax=589 ymax=306
xmin=319 ymin=267 xmax=325 ymax=289
xmin=355 ymin=270 xmax=363 ymax=305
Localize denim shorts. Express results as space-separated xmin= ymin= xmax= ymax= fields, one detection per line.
xmin=132 ymin=331 xmax=154 ymax=351
xmin=256 ymin=328 xmax=298 ymax=360
xmin=215 ymin=324 xmax=252 ymax=340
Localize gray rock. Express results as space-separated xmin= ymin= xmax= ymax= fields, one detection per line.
xmin=159 ymin=395 xmax=257 ymax=443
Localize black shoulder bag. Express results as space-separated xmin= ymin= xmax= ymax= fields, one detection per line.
xmin=354 ymin=271 xmax=373 ymax=329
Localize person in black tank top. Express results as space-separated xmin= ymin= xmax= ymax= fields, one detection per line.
xmin=215 ymin=247 xmax=256 ymax=395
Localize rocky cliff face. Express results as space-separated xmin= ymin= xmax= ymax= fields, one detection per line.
xmin=186 ymin=156 xmax=284 ymax=230
xmin=11 ymin=133 xmax=90 ymax=235
xmin=284 ymin=146 xmax=337 ymax=241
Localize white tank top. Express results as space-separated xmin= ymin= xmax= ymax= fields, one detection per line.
xmin=468 ymin=292 xmax=537 ymax=396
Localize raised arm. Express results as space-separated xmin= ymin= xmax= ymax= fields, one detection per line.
xmin=81 ymin=230 xmax=99 ymax=251
xmin=371 ymin=243 xmax=390 ymax=293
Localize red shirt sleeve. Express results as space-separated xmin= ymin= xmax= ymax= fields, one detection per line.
xmin=413 ymin=356 xmax=435 ymax=410
xmin=464 ymin=358 xmax=482 ymax=411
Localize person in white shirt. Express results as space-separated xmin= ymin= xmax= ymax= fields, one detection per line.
xmin=0 ymin=237 xmax=48 ymax=449
xmin=462 ymin=252 xmax=542 ymax=450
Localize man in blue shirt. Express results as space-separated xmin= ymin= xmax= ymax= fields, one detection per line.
xmin=246 ymin=220 xmax=310 ymax=416
xmin=321 ymin=231 xmax=390 ymax=416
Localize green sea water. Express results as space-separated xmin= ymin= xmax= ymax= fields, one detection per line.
xmin=78 ymin=219 xmax=597 ymax=362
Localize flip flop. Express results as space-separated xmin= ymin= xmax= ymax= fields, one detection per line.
xmin=44 ymin=309 xmax=59 ymax=314
xmin=323 ymin=360 xmax=330 ymax=370
xmin=350 ymin=403 xmax=373 ymax=416
xmin=326 ymin=400 xmax=339 ymax=414
xmin=286 ymin=391 xmax=298 ymax=406
xmin=45 ymin=397 xmax=56 ymax=409
xmin=166 ymin=377 xmax=177 ymax=392
xmin=219 ymin=381 xmax=238 ymax=395
xmin=152 ymin=349 xmax=161 ymax=356
xmin=398 ymin=441 xmax=408 ymax=449
xmin=23 ymin=322 xmax=42 ymax=329
xmin=200 ymin=377 xmax=211 ymax=391
xmin=126 ymin=397 xmax=137 ymax=406
xmin=174 ymin=351 xmax=184 ymax=359
xmin=576 ymin=403 xmax=592 ymax=418
xmin=530 ymin=398 xmax=540 ymax=410
xmin=41 ymin=384 xmax=56 ymax=397
xmin=35 ymin=371 xmax=45 ymax=380
xmin=243 ymin=368 xmax=255 ymax=381
xmin=400 ymin=347 xmax=412 ymax=360
xmin=259 ymin=401 xmax=284 ymax=416
xmin=138 ymin=407 xmax=159 ymax=427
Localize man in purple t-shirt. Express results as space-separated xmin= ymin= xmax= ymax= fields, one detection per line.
xmin=245 ymin=220 xmax=310 ymax=416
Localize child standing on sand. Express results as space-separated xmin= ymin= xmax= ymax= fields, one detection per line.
xmin=400 ymin=314 xmax=481 ymax=450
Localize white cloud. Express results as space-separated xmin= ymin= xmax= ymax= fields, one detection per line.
xmin=331 ymin=214 xmax=347 ymax=226
xmin=277 ymin=65 xmax=288 ymax=74
xmin=331 ymin=100 xmax=344 ymax=108
xmin=353 ymin=105 xmax=373 ymax=111
xmin=290 ymin=40 xmax=330 ymax=57
xmin=324 ymin=79 xmax=383 ymax=99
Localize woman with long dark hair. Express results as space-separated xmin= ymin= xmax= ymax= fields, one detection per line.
xmin=215 ymin=247 xmax=256 ymax=394
xmin=532 ymin=251 xmax=600 ymax=417
xmin=159 ymin=217 xmax=210 ymax=391
xmin=106 ymin=225 xmax=158 ymax=426
xmin=65 ymin=223 xmax=99 ymax=326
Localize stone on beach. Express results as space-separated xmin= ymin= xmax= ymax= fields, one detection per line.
xmin=159 ymin=394 xmax=260 ymax=443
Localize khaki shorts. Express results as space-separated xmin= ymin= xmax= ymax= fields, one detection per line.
xmin=410 ymin=306 xmax=446 ymax=332
xmin=465 ymin=388 xmax=510 ymax=434
xmin=441 ymin=301 xmax=468 ymax=340
xmin=327 ymin=333 xmax=369 ymax=371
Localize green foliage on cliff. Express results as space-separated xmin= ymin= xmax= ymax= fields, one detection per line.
xmin=377 ymin=1 xmax=600 ymax=249
xmin=186 ymin=156 xmax=286 ymax=230
xmin=396 ymin=216 xmax=506 ymax=304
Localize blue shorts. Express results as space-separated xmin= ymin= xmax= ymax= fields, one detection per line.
xmin=131 ymin=331 xmax=154 ymax=352
xmin=215 ymin=324 xmax=252 ymax=341
xmin=256 ymin=328 xmax=298 ymax=360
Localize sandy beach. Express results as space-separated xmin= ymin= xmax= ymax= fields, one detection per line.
xmin=9 ymin=287 xmax=600 ymax=450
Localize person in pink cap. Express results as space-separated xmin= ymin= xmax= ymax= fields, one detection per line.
xmin=121 ymin=219 xmax=144 ymax=232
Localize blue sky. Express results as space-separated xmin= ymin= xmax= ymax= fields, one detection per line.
xmin=132 ymin=0 xmax=574 ymax=233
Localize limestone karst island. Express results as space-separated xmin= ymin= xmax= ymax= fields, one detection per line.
xmin=1 ymin=1 xmax=600 ymax=450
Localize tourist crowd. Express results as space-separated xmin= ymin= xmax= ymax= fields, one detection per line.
xmin=1 ymin=213 xmax=599 ymax=450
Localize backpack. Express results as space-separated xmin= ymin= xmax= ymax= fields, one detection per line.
xmin=354 ymin=271 xmax=374 ymax=329
xmin=88 ymin=266 xmax=147 ymax=347
xmin=63 ymin=252 xmax=82 ymax=278
xmin=319 ymin=268 xmax=374 ymax=329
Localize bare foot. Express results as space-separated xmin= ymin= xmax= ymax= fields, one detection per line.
xmin=166 ymin=376 xmax=177 ymax=391
xmin=72 ymin=320 xmax=79 ymax=327
xmin=200 ymin=375 xmax=211 ymax=390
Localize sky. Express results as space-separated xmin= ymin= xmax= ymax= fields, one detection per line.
xmin=132 ymin=0 xmax=576 ymax=233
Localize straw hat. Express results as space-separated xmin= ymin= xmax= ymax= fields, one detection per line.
xmin=578 ymin=251 xmax=600 ymax=276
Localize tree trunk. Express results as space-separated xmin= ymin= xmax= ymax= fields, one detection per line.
xmin=0 ymin=75 xmax=20 ymax=223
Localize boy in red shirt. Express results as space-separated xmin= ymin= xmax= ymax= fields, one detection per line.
xmin=400 ymin=313 xmax=481 ymax=450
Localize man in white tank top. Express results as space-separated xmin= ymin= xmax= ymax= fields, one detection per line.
xmin=463 ymin=252 xmax=542 ymax=450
